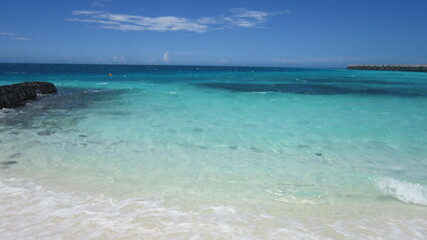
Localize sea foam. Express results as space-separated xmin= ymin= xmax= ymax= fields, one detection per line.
xmin=0 ymin=108 xmax=15 ymax=118
xmin=1 ymin=178 xmax=426 ymax=239
xmin=375 ymin=177 xmax=427 ymax=205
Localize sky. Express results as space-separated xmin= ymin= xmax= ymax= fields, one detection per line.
xmin=0 ymin=0 xmax=426 ymax=67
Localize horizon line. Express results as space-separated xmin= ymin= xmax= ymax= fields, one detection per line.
xmin=0 ymin=62 xmax=347 ymax=69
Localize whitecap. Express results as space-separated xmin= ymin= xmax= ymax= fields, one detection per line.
xmin=375 ymin=177 xmax=427 ymax=205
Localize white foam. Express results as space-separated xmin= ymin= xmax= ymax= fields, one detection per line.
xmin=0 ymin=108 xmax=16 ymax=118
xmin=1 ymin=178 xmax=426 ymax=239
xmin=0 ymin=178 xmax=285 ymax=239
xmin=84 ymin=89 xmax=104 ymax=93
xmin=375 ymin=177 xmax=427 ymax=205
xmin=36 ymin=92 xmax=49 ymax=97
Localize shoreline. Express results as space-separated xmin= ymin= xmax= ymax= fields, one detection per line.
xmin=1 ymin=175 xmax=426 ymax=239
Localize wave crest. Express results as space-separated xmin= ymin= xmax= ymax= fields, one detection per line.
xmin=376 ymin=177 xmax=427 ymax=205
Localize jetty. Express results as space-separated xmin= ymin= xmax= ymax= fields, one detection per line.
xmin=347 ymin=65 xmax=427 ymax=72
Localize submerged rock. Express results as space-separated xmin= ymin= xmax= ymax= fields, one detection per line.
xmin=37 ymin=129 xmax=55 ymax=136
xmin=1 ymin=160 xmax=18 ymax=165
xmin=0 ymin=82 xmax=57 ymax=109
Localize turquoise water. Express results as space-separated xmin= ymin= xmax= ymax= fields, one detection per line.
xmin=1 ymin=64 xmax=426 ymax=239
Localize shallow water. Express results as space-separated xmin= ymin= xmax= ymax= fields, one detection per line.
xmin=1 ymin=64 xmax=426 ymax=239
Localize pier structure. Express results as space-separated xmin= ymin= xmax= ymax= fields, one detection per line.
xmin=347 ymin=65 xmax=427 ymax=72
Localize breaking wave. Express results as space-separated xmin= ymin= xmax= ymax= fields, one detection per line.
xmin=376 ymin=177 xmax=427 ymax=205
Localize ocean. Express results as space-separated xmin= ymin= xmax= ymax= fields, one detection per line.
xmin=1 ymin=63 xmax=426 ymax=239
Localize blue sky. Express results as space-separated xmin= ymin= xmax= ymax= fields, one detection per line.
xmin=0 ymin=0 xmax=426 ymax=67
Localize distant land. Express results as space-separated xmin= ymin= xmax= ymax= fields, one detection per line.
xmin=347 ymin=65 xmax=427 ymax=72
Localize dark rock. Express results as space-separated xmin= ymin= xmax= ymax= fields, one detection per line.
xmin=37 ymin=130 xmax=54 ymax=136
xmin=1 ymin=160 xmax=18 ymax=165
xmin=0 ymin=82 xmax=57 ymax=109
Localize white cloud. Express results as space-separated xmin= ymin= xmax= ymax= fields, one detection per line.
xmin=68 ymin=8 xmax=285 ymax=33
xmin=227 ymin=8 xmax=271 ymax=27
xmin=70 ymin=11 xmax=208 ymax=32
xmin=72 ymin=10 xmax=103 ymax=15
xmin=0 ymin=32 xmax=15 ymax=36
xmin=0 ymin=32 xmax=29 ymax=40
xmin=161 ymin=52 xmax=170 ymax=62
xmin=10 ymin=37 xmax=29 ymax=41
xmin=197 ymin=17 xmax=219 ymax=24
xmin=112 ymin=56 xmax=126 ymax=62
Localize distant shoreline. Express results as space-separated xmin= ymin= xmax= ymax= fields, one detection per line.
xmin=347 ymin=65 xmax=427 ymax=72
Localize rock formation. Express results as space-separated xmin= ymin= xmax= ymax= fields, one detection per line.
xmin=0 ymin=82 xmax=57 ymax=109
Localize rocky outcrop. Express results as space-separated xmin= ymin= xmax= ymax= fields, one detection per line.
xmin=0 ymin=82 xmax=57 ymax=109
xmin=347 ymin=65 xmax=427 ymax=72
